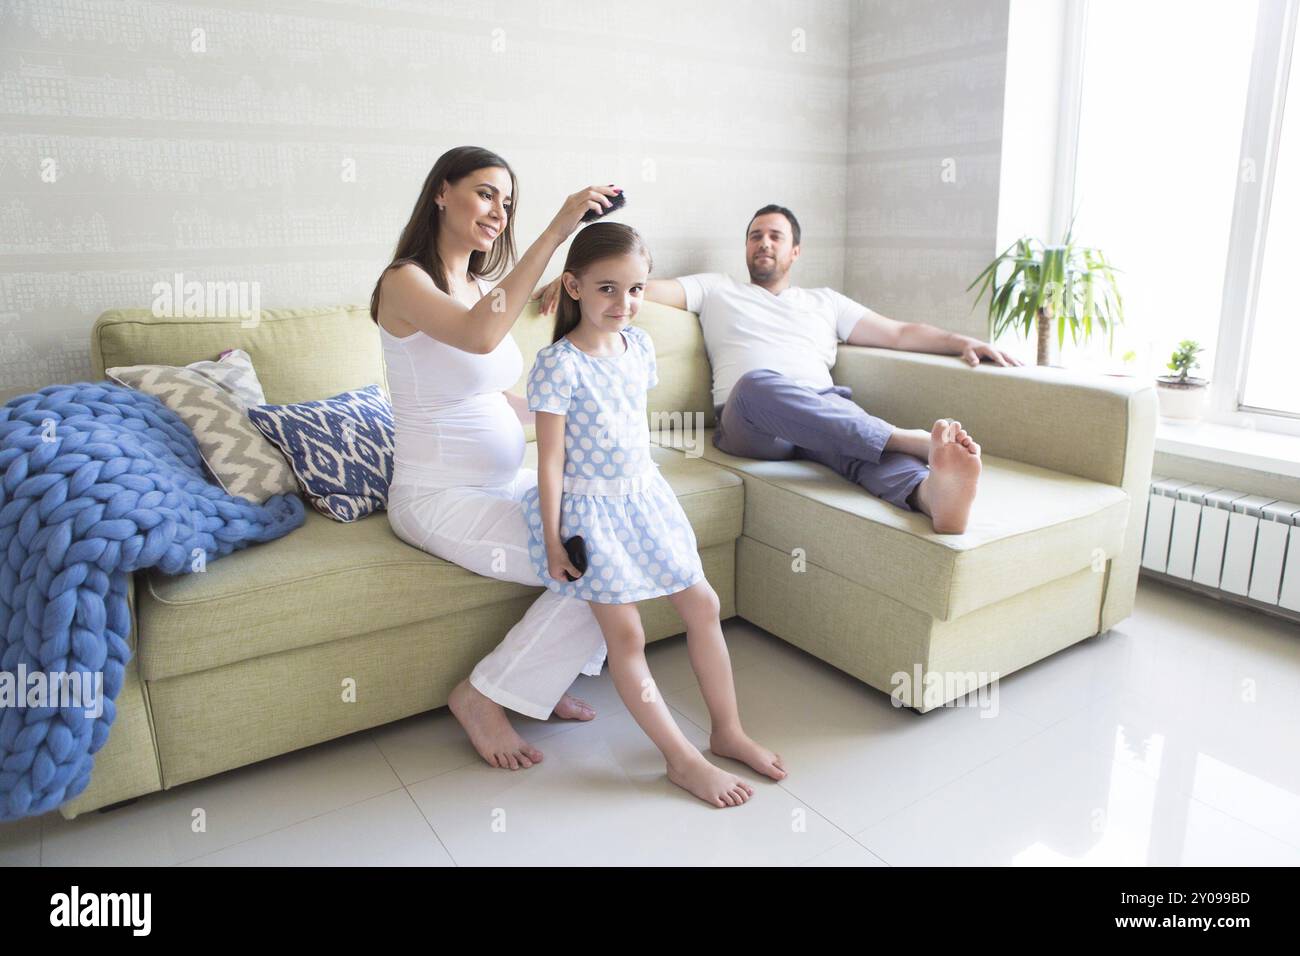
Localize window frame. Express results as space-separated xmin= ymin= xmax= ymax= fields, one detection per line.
xmin=1217 ymin=0 xmax=1300 ymax=430
xmin=1060 ymin=0 xmax=1300 ymax=436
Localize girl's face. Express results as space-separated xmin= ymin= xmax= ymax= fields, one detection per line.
xmin=561 ymin=254 xmax=649 ymax=334
xmin=436 ymin=165 xmax=512 ymax=255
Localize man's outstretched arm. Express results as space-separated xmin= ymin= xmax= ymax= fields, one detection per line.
xmin=845 ymin=308 xmax=1022 ymax=367
xmin=643 ymin=278 xmax=687 ymax=309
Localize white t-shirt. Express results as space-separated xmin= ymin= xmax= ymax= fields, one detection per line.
xmin=677 ymin=273 xmax=868 ymax=407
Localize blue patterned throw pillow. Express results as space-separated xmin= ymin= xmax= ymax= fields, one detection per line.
xmin=247 ymin=384 xmax=394 ymax=522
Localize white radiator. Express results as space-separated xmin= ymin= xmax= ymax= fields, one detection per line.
xmin=1140 ymin=477 xmax=1300 ymax=621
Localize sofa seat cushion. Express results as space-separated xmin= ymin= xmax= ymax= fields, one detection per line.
xmin=137 ymin=444 xmax=743 ymax=680
xmin=653 ymin=429 xmax=1129 ymax=622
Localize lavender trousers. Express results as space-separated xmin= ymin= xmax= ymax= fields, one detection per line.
xmin=712 ymin=369 xmax=929 ymax=510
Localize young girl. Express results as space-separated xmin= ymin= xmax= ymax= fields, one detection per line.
xmin=522 ymin=222 xmax=787 ymax=808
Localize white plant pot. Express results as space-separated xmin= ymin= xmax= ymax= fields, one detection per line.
xmin=1156 ymin=378 xmax=1209 ymax=420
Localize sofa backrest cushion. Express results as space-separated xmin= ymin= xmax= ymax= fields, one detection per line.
xmin=91 ymin=306 xmax=387 ymax=406
xmin=92 ymin=298 xmax=716 ymax=427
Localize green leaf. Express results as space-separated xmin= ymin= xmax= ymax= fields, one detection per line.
xmin=969 ymin=230 xmax=1124 ymax=352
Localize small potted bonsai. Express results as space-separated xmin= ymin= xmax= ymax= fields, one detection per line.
xmin=1156 ymin=339 xmax=1209 ymax=420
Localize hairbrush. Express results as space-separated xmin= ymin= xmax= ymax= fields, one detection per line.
xmin=562 ymin=535 xmax=588 ymax=581
xmin=581 ymin=187 xmax=627 ymax=223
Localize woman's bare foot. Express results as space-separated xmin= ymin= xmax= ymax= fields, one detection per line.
xmin=448 ymin=679 xmax=544 ymax=770
xmin=667 ymin=752 xmax=755 ymax=808
xmin=710 ymin=728 xmax=788 ymax=780
xmin=552 ymin=693 xmax=596 ymax=721
xmin=916 ymin=419 xmax=982 ymax=534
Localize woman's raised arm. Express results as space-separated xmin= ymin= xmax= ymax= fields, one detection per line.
xmin=383 ymin=184 xmax=620 ymax=354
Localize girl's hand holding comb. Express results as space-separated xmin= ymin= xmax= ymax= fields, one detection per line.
xmin=545 ymin=537 xmax=583 ymax=583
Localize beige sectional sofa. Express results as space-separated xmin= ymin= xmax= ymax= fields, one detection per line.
xmin=60 ymin=298 xmax=1156 ymax=819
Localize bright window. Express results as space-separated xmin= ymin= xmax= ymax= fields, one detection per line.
xmin=1067 ymin=0 xmax=1259 ymax=380
xmin=1241 ymin=26 xmax=1300 ymax=416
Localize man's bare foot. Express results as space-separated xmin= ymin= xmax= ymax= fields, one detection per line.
xmin=710 ymin=728 xmax=787 ymax=780
xmin=916 ymin=420 xmax=982 ymax=534
xmin=552 ymin=693 xmax=596 ymax=721
xmin=667 ymin=752 xmax=756 ymax=808
xmin=448 ymin=679 xmax=544 ymax=770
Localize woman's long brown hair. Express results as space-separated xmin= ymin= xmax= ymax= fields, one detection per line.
xmin=370 ymin=146 xmax=518 ymax=323
xmin=552 ymin=222 xmax=653 ymax=343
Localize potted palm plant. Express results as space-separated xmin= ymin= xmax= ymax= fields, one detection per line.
xmin=968 ymin=229 xmax=1124 ymax=366
xmin=1156 ymin=339 xmax=1209 ymax=420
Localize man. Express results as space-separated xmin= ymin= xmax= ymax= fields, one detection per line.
xmin=538 ymin=204 xmax=1021 ymax=534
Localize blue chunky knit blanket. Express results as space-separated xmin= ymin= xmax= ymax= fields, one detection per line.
xmin=0 ymin=382 xmax=305 ymax=821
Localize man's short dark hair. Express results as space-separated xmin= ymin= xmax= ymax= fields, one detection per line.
xmin=747 ymin=204 xmax=801 ymax=247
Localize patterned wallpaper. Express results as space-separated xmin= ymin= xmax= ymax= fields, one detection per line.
xmin=846 ymin=0 xmax=1010 ymax=339
xmin=1 ymin=0 xmax=1009 ymax=397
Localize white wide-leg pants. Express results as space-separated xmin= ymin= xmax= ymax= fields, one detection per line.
xmin=386 ymin=468 xmax=607 ymax=720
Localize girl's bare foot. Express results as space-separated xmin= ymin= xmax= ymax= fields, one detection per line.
xmin=552 ymin=693 xmax=596 ymax=721
xmin=917 ymin=420 xmax=982 ymax=534
xmin=710 ymin=728 xmax=788 ymax=780
xmin=448 ymin=679 xmax=544 ymax=770
xmin=667 ymin=752 xmax=756 ymax=808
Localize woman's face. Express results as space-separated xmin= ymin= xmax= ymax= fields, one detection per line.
xmin=437 ymin=165 xmax=512 ymax=255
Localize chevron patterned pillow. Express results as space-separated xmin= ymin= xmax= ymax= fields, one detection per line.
xmin=246 ymin=385 xmax=395 ymax=522
xmin=194 ymin=348 xmax=266 ymax=408
xmin=107 ymin=355 xmax=298 ymax=504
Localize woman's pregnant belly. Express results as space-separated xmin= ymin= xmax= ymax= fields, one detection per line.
xmin=393 ymin=392 xmax=525 ymax=488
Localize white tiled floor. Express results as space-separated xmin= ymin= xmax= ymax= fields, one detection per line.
xmin=4 ymin=579 xmax=1299 ymax=866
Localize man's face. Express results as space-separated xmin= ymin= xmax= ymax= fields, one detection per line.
xmin=745 ymin=213 xmax=799 ymax=284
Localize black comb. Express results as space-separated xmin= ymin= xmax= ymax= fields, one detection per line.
xmin=562 ymin=535 xmax=588 ymax=581
xmin=581 ymin=187 xmax=627 ymax=223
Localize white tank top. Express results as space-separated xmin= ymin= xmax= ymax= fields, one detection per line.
xmin=380 ymin=275 xmax=526 ymax=489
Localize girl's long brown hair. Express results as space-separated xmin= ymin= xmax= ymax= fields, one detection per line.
xmin=370 ymin=146 xmax=518 ymax=323
xmin=552 ymin=222 xmax=653 ymax=343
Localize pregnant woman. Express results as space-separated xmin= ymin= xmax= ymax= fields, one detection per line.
xmin=372 ymin=145 xmax=621 ymax=769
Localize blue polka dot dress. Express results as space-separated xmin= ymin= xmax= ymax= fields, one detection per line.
xmin=522 ymin=324 xmax=706 ymax=604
